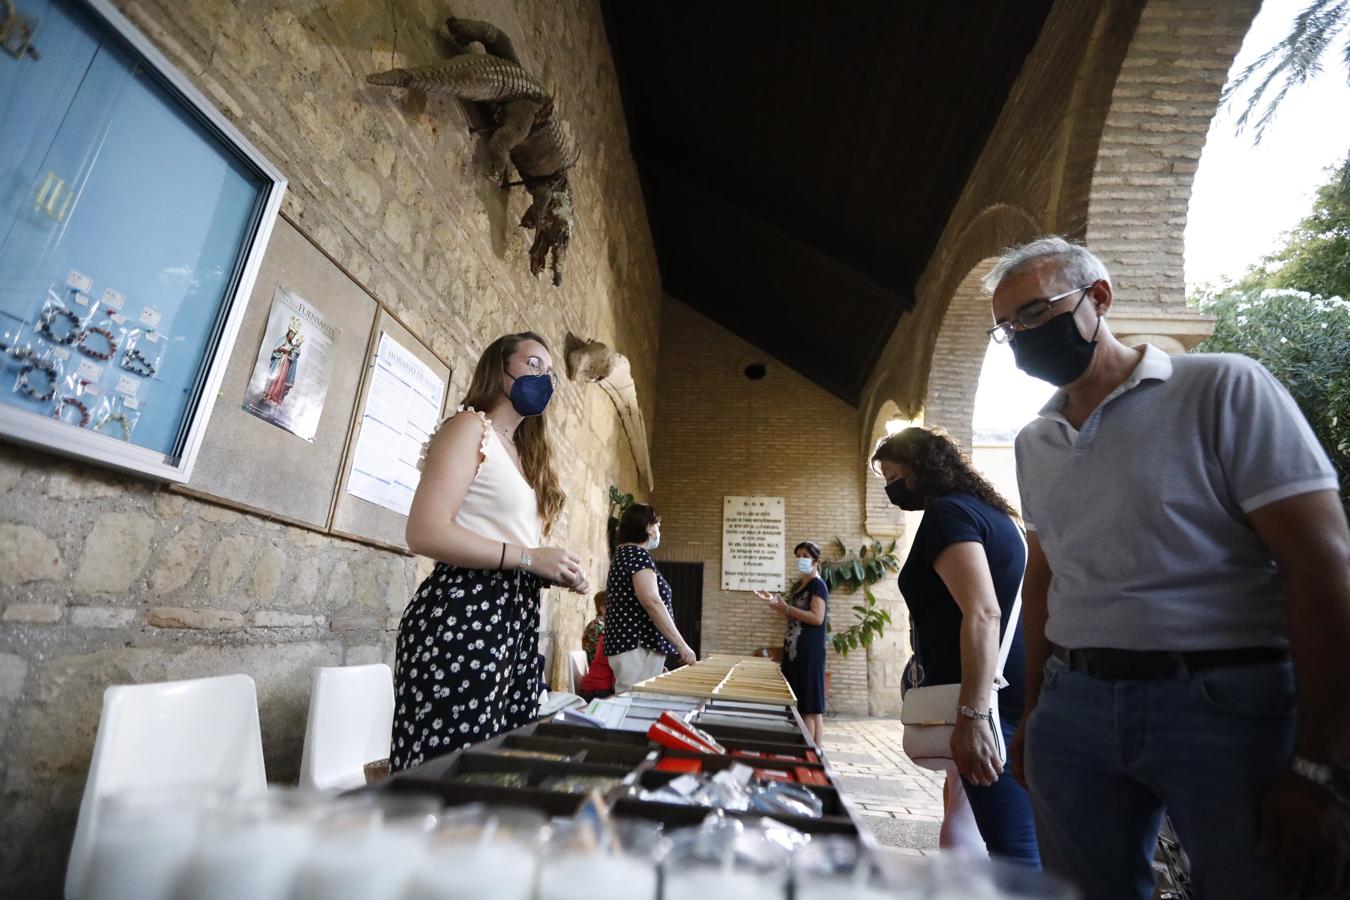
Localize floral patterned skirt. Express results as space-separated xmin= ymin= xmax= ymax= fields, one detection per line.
xmin=390 ymin=563 xmax=542 ymax=772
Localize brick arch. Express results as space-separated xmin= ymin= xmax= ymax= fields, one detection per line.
xmin=922 ymin=259 xmax=1003 ymax=452
xmin=1085 ymin=0 xmax=1261 ymax=331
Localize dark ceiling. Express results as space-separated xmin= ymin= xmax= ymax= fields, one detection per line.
xmin=601 ymin=1 xmax=1055 ymax=405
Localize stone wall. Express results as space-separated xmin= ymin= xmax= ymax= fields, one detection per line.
xmin=0 ymin=1 xmax=661 ymax=893
xmin=648 ymin=299 xmax=882 ymax=716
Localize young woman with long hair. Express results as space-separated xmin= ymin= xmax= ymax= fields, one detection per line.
xmin=391 ymin=332 xmax=589 ymax=771
xmin=873 ymin=426 xmax=1039 ymax=866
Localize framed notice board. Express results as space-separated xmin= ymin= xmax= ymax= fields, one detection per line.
xmin=181 ymin=217 xmax=377 ymax=529
xmin=330 ymin=310 xmax=451 ymax=551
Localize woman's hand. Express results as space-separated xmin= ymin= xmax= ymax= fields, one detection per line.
xmin=528 ymin=547 xmax=584 ymax=588
xmin=755 ymin=590 xmax=787 ymax=617
xmin=676 ymin=643 xmax=697 ymax=666
xmin=951 ymin=715 xmax=1004 ymax=787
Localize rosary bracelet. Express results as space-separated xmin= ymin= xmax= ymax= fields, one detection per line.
xmin=93 ymin=412 xmax=133 ymax=440
xmin=37 ymin=307 xmax=81 ymax=345
xmin=54 ymin=396 xmax=91 ymax=428
xmin=121 ymin=347 xmax=156 ymax=377
xmin=16 ymin=357 xmax=58 ymax=402
xmin=76 ymin=326 xmax=118 ymax=361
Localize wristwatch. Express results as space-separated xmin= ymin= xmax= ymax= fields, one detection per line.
xmin=957 ymin=704 xmax=994 ymax=724
xmin=1291 ymin=755 xmax=1350 ymax=807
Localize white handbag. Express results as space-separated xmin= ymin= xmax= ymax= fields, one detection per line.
xmin=900 ymin=538 xmax=1025 ymax=772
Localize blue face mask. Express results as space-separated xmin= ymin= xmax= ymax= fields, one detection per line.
xmin=796 ymin=557 xmax=814 ymax=574
xmin=507 ymin=372 xmax=553 ymax=417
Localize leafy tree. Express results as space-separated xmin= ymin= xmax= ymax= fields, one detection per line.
xmin=1222 ymin=0 xmax=1350 ymax=195
xmin=1193 ymin=291 xmax=1350 ymax=517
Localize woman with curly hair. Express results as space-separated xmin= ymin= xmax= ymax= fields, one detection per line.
xmin=873 ymin=426 xmax=1039 ymax=866
xmin=393 ymin=332 xmax=589 ymax=771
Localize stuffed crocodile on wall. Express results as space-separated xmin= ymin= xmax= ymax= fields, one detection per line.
xmin=367 ymin=17 xmax=576 ymax=286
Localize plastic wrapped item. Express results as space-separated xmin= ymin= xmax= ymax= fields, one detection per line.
xmin=288 ymin=794 xmax=441 ymax=900
xmin=12 ymin=344 xmax=62 ymax=411
xmin=662 ymin=812 xmax=792 ymax=900
xmin=537 ymin=816 xmax=664 ymax=900
xmin=119 ymin=327 xmax=165 ymax=379
xmin=410 ymin=805 xmax=545 ymax=900
xmin=793 ymin=836 xmax=927 ymax=900
xmin=91 ymin=393 xmax=140 ymax=441
xmin=749 ymin=782 xmax=824 ymax=819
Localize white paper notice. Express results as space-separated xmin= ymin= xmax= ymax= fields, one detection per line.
xmin=721 ymin=496 xmax=787 ymax=591
xmin=346 ymin=333 xmax=445 ymax=516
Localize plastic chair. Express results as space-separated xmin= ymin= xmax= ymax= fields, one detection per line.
xmin=65 ymin=673 xmax=267 ymax=900
xmin=567 ymin=650 xmax=589 ymax=694
xmin=298 ymin=663 xmax=394 ymax=792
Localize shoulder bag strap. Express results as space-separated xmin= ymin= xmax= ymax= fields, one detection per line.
xmin=994 ymin=526 xmax=1028 ymax=688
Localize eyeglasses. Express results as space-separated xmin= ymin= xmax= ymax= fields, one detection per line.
xmin=987 ymin=285 xmax=1095 ymax=344
xmin=513 ymin=355 xmax=560 ymax=389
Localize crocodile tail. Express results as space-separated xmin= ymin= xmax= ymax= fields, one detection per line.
xmin=366 ymin=55 xmax=550 ymax=104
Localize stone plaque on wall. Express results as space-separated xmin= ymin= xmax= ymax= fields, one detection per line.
xmin=721 ymin=496 xmax=786 ymax=591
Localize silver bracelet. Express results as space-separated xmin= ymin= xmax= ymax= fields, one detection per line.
xmin=957 ymin=704 xmax=994 ymax=724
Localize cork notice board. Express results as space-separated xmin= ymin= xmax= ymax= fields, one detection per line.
xmin=329 ymin=309 xmax=451 ymax=552
xmin=182 ymin=217 xmax=377 ymax=529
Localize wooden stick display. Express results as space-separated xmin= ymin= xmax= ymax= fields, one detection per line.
xmin=631 ymin=655 xmax=798 ymax=705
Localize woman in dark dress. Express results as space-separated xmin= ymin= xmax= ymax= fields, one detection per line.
xmin=391 ymin=332 xmax=590 ymax=771
xmin=873 ymin=426 xmax=1039 ymax=866
xmin=757 ymin=540 xmax=829 ymax=745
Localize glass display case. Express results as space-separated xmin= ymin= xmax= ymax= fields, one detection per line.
xmin=0 ymin=0 xmax=285 ymax=480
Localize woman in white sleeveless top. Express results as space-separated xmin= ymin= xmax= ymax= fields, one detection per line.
xmin=391 ymin=332 xmax=589 ymax=770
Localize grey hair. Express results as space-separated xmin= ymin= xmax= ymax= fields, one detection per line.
xmin=981 ymin=236 xmax=1112 ymax=294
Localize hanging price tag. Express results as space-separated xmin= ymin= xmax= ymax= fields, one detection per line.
xmin=115 ymin=375 xmax=140 ymax=397
xmin=77 ymin=360 xmax=103 ymax=382
xmin=66 ymin=270 xmax=93 ymax=293
xmin=100 ymin=288 xmax=126 ymax=311
xmin=138 ymin=307 xmax=162 ymax=329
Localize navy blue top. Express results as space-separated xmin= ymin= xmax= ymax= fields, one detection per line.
xmin=604 ymin=544 xmax=677 ymax=656
xmin=898 ymin=492 xmax=1026 ymax=708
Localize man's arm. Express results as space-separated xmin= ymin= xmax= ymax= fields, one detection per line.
xmin=1248 ymin=489 xmax=1350 ymax=899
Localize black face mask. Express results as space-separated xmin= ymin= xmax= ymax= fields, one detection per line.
xmin=1010 ymin=299 xmax=1102 ymax=386
xmin=885 ymin=479 xmax=925 ymax=511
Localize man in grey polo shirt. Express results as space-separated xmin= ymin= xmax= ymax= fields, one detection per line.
xmin=984 ymin=236 xmax=1350 ymax=900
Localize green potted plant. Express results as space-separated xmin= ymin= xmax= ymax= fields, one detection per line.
xmin=820 ymin=538 xmax=900 ymax=656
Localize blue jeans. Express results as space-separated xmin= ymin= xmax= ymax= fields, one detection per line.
xmin=1025 ymin=655 xmax=1296 ymax=900
xmin=962 ymin=703 xmax=1041 ymax=866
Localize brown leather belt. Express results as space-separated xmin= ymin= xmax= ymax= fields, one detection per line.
xmin=1050 ymin=645 xmax=1288 ymax=680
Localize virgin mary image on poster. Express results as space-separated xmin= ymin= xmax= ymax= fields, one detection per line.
xmin=242 ymin=286 xmax=338 ymax=443
xmin=264 ymin=316 xmax=304 ymax=405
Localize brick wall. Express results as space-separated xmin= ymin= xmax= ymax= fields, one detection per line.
xmin=1087 ymin=0 xmax=1261 ymax=313
xmin=649 ymin=299 xmax=880 ymax=714
xmin=0 ymin=1 xmax=660 ymax=892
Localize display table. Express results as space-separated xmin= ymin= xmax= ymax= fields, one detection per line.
xmin=367 ymin=656 xmax=868 ymax=843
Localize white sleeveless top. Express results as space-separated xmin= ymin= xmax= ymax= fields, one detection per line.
xmin=451 ymin=407 xmax=542 ymax=551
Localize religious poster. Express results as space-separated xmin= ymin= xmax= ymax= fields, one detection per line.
xmin=721 ymin=496 xmax=787 ymax=591
xmin=242 ymin=286 xmax=337 ymax=442
xmin=345 ymin=332 xmax=446 ymax=516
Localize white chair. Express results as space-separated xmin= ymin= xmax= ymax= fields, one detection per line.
xmin=65 ymin=673 xmax=267 ymax=900
xmin=298 ymin=663 xmax=394 ymax=792
xmin=567 ymin=650 xmax=589 ymax=694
